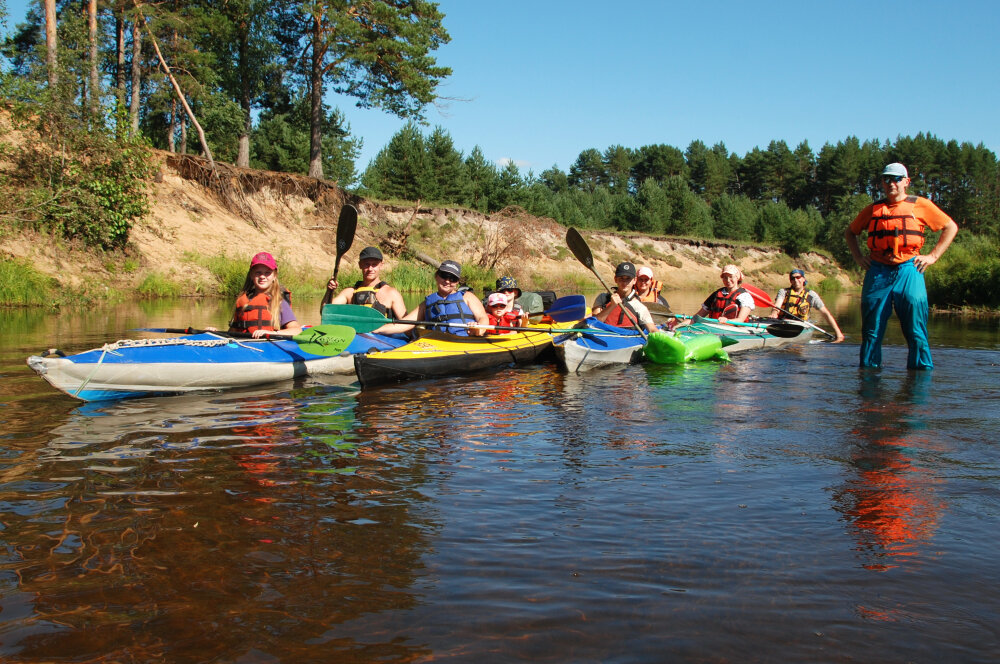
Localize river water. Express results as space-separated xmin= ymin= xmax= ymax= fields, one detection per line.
xmin=1 ymin=293 xmax=998 ymax=662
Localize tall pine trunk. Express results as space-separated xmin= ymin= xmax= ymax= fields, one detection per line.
xmin=44 ymin=0 xmax=58 ymax=88
xmin=130 ymin=19 xmax=141 ymax=132
xmin=88 ymin=0 xmax=99 ymax=116
xmin=307 ymin=15 xmax=324 ymax=180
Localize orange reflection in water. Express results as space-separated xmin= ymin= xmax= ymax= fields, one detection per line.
xmin=834 ymin=372 xmax=944 ymax=572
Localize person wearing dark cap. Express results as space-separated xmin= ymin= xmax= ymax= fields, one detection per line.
xmin=591 ymin=261 xmax=658 ymax=334
xmin=374 ymin=260 xmax=490 ymax=337
xmin=225 ymin=251 xmax=301 ymax=338
xmin=324 ymin=246 xmax=406 ymax=319
xmin=771 ymin=269 xmax=845 ymax=342
xmin=845 ymin=162 xmax=958 ymax=369
xmin=489 ymin=276 xmax=529 ymax=327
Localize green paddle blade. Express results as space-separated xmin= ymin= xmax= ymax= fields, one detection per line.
xmin=291 ymin=325 xmax=355 ymax=356
xmin=321 ymin=304 xmax=389 ymax=332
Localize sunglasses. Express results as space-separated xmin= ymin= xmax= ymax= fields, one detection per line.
xmin=882 ymin=175 xmax=906 ymax=183
xmin=499 ymin=288 xmax=517 ymax=293
xmin=436 ymin=271 xmax=459 ymax=283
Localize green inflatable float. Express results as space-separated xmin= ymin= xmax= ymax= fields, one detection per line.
xmin=644 ymin=331 xmax=730 ymax=364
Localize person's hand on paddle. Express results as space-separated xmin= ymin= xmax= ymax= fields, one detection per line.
xmin=327 ymin=276 xmax=339 ymax=291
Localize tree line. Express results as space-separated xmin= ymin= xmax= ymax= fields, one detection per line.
xmin=360 ymin=125 xmax=1000 ymax=266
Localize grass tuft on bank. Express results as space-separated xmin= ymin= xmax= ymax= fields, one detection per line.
xmin=0 ymin=258 xmax=56 ymax=306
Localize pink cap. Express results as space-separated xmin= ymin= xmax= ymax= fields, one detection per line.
xmin=487 ymin=292 xmax=508 ymax=307
xmin=250 ymin=252 xmax=277 ymax=270
xmin=637 ymin=266 xmax=654 ymax=279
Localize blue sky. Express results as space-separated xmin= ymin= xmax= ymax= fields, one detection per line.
xmin=6 ymin=0 xmax=999 ymax=175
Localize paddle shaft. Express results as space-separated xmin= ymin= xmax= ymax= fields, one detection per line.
xmin=565 ymin=227 xmax=647 ymax=339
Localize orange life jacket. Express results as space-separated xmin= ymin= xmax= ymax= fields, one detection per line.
xmin=637 ymin=279 xmax=664 ymax=303
xmin=602 ymin=293 xmax=643 ymax=328
xmin=867 ymin=196 xmax=925 ymax=263
xmin=231 ymin=290 xmax=290 ymax=334
xmin=704 ymin=287 xmax=748 ymax=320
xmin=486 ymin=311 xmax=520 ymax=334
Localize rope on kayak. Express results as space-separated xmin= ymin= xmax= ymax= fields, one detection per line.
xmin=72 ymin=337 xmax=242 ymax=397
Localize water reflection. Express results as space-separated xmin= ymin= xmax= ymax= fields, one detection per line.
xmin=833 ymin=371 xmax=944 ymax=572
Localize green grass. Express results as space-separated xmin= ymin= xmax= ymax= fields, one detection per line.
xmin=137 ymin=272 xmax=183 ymax=298
xmin=0 ymin=258 xmax=56 ymax=306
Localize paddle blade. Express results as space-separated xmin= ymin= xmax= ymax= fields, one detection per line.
xmin=644 ymin=302 xmax=672 ymax=317
xmin=537 ymin=294 xmax=587 ymax=322
xmin=291 ymin=325 xmax=355 ymax=356
xmin=743 ymin=284 xmax=774 ymax=309
xmin=764 ymin=323 xmax=807 ymax=338
xmin=336 ymin=205 xmax=358 ymax=257
xmin=321 ymin=304 xmax=389 ymax=333
xmin=565 ymin=227 xmax=594 ymax=269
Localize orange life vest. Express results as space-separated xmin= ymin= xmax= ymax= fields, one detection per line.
xmin=486 ymin=311 xmax=520 ymax=334
xmin=602 ymin=293 xmax=643 ymax=328
xmin=704 ymin=287 xmax=748 ymax=320
xmin=867 ymin=196 xmax=925 ymax=263
xmin=637 ymin=279 xmax=664 ymax=303
xmin=231 ymin=290 xmax=290 ymax=334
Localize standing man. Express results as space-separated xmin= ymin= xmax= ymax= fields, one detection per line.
xmin=771 ymin=269 xmax=845 ymax=342
xmin=591 ymin=262 xmax=658 ymax=334
xmin=324 ymin=246 xmax=407 ymax=319
xmin=845 ymin=163 xmax=958 ymax=369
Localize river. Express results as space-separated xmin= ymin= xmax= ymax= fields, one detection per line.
xmin=1 ymin=292 xmax=998 ymax=662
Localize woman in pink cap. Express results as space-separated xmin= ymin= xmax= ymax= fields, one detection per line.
xmin=227 ymin=252 xmax=302 ymax=338
xmin=634 ymin=266 xmax=669 ymax=308
xmin=694 ymin=264 xmax=754 ymax=323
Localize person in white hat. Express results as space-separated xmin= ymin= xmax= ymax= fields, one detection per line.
xmin=634 ymin=266 xmax=669 ymax=308
xmin=845 ymin=162 xmax=958 ymax=369
xmin=694 ymin=264 xmax=754 ymax=323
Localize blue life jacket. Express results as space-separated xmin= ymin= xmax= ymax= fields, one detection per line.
xmin=424 ymin=292 xmax=475 ymax=335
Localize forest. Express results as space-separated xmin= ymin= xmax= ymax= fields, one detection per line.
xmin=1 ymin=1 xmax=998 ymax=307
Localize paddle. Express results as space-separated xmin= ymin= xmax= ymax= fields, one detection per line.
xmin=132 ymin=325 xmax=356 ymax=356
xmin=527 ymin=294 xmax=586 ymax=323
xmin=565 ymin=227 xmax=647 ymax=339
xmin=741 ymin=283 xmax=837 ymax=341
xmin=319 ymin=204 xmax=359 ymax=313
xmin=323 ymin=304 xmax=613 ymax=336
xmin=689 ymin=315 xmax=805 ymax=339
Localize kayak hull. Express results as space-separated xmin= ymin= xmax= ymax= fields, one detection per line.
xmin=27 ymin=332 xmax=406 ymax=402
xmin=354 ymin=329 xmax=558 ymax=388
xmin=553 ymin=318 xmax=645 ymax=372
xmin=685 ymin=318 xmax=812 ymax=353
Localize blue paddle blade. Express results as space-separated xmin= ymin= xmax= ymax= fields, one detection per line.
xmin=539 ymin=294 xmax=587 ymax=322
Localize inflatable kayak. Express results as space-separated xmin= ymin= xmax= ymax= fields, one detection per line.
xmin=27 ymin=328 xmax=396 ymax=402
xmin=680 ymin=316 xmax=812 ymax=353
xmin=354 ymin=327 xmax=563 ymax=388
xmin=554 ymin=318 xmax=732 ymax=370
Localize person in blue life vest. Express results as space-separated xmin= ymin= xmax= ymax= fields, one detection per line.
xmin=324 ymin=246 xmax=406 ymax=319
xmin=844 ymin=162 xmax=958 ymax=369
xmin=224 ymin=252 xmax=302 ymax=338
xmin=771 ymin=269 xmax=845 ymax=342
xmin=694 ymin=264 xmax=755 ymax=323
xmin=373 ymin=260 xmax=490 ymax=337
xmin=591 ymin=261 xmax=658 ymax=334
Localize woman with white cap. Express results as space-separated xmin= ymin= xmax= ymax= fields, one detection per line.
xmin=694 ymin=264 xmax=755 ymax=323
xmin=634 ymin=266 xmax=669 ymax=308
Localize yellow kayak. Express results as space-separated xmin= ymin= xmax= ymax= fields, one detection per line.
xmin=354 ymin=326 xmax=568 ymax=388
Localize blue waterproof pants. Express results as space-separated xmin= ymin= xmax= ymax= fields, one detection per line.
xmin=859 ymin=259 xmax=932 ymax=370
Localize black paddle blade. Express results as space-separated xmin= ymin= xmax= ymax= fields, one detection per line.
xmin=336 ymin=204 xmax=358 ymax=259
xmin=565 ymin=227 xmax=594 ymax=269
xmin=764 ymin=323 xmax=806 ymax=338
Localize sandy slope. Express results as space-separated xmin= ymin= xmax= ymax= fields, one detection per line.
xmin=3 ymin=150 xmax=850 ymax=295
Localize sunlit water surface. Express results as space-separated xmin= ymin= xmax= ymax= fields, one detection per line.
xmin=1 ymin=296 xmax=998 ymax=662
